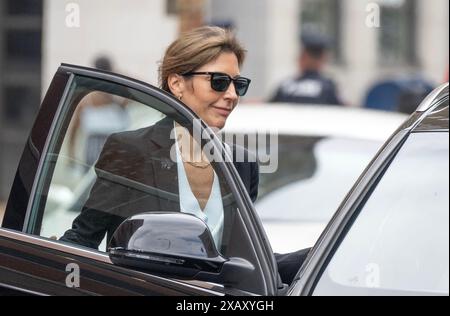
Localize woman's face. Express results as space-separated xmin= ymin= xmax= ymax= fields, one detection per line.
xmin=179 ymin=52 xmax=241 ymax=130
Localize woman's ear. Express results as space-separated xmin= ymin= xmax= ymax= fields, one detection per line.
xmin=167 ymin=74 xmax=185 ymax=96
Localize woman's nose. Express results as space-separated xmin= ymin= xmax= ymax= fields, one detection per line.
xmin=224 ymin=82 xmax=239 ymax=100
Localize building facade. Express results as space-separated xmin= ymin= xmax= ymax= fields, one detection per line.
xmin=208 ymin=0 xmax=449 ymax=104
xmin=0 ymin=0 xmax=43 ymax=199
xmin=0 ymin=0 xmax=448 ymax=199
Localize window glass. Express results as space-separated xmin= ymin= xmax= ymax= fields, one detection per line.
xmin=6 ymin=0 xmax=43 ymax=15
xmin=314 ymin=132 xmax=449 ymax=295
xmin=28 ymin=76 xmax=242 ymax=262
xmin=300 ymin=0 xmax=342 ymax=63
xmin=6 ymin=30 xmax=42 ymax=64
xmin=378 ymin=0 xmax=416 ymax=66
xmin=226 ymin=133 xmax=381 ymax=253
xmin=2 ymin=85 xmax=40 ymax=126
xmin=256 ymin=136 xmax=380 ymax=221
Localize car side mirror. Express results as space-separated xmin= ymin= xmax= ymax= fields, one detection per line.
xmin=108 ymin=212 xmax=255 ymax=286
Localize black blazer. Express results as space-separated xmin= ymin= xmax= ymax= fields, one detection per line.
xmin=60 ymin=117 xmax=259 ymax=249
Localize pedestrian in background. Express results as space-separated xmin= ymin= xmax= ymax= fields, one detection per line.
xmin=68 ymin=56 xmax=129 ymax=169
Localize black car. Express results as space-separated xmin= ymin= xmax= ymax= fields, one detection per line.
xmin=0 ymin=65 xmax=448 ymax=296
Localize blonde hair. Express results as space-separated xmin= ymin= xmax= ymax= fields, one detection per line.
xmin=159 ymin=26 xmax=247 ymax=94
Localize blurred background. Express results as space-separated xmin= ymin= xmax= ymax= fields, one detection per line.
xmin=0 ymin=0 xmax=448 ymax=207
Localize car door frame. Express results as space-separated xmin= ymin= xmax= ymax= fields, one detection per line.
xmin=1 ymin=227 xmax=230 ymax=296
xmin=1 ymin=64 xmax=278 ymax=296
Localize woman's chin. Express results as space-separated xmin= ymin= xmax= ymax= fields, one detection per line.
xmin=207 ymin=117 xmax=227 ymax=130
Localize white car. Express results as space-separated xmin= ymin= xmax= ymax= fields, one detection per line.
xmin=222 ymin=104 xmax=408 ymax=253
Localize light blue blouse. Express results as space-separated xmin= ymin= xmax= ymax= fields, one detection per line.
xmin=174 ymin=133 xmax=224 ymax=249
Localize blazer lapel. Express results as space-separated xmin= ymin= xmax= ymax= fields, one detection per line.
xmin=145 ymin=117 xmax=243 ymax=213
xmin=147 ymin=117 xmax=180 ymax=212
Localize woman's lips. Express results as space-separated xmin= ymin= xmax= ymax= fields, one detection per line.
xmin=211 ymin=106 xmax=232 ymax=117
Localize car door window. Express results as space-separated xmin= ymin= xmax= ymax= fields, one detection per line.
xmin=39 ymin=92 xmax=167 ymax=251
xmin=26 ymin=76 xmax=234 ymax=252
xmin=253 ymin=135 xmax=381 ymax=252
xmin=313 ymin=132 xmax=449 ymax=295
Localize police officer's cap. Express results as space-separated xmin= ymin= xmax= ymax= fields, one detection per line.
xmin=300 ymin=31 xmax=331 ymax=55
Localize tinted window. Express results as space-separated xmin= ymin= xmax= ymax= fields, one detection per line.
xmin=225 ymin=134 xmax=381 ymax=253
xmin=30 ymin=77 xmax=241 ymax=259
xmin=257 ymin=136 xmax=380 ymax=221
xmin=314 ymin=132 xmax=449 ymax=295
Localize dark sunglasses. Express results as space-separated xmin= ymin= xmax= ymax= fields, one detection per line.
xmin=183 ymin=72 xmax=251 ymax=96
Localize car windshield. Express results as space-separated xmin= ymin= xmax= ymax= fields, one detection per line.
xmin=255 ymin=136 xmax=382 ymax=222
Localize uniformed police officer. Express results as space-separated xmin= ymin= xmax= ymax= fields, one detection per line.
xmin=270 ymin=31 xmax=343 ymax=105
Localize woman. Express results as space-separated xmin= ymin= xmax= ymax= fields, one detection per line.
xmin=62 ymin=26 xmax=306 ymax=285
xmin=160 ymin=25 xmax=255 ymax=212
xmin=159 ymin=26 xmax=256 ymax=250
xmin=62 ymin=26 xmax=255 ymax=244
